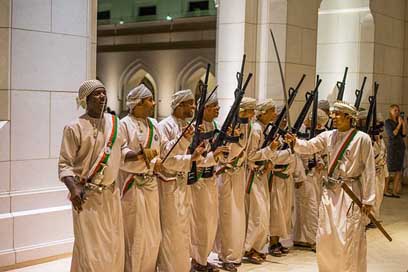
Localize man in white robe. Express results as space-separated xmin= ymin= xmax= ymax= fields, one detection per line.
xmin=118 ymin=84 xmax=165 ymax=272
xmin=244 ymin=99 xmax=280 ymax=264
xmin=157 ymin=89 xmax=207 ymax=272
xmin=215 ymin=97 xmax=255 ymax=272
xmin=58 ymin=80 xmax=140 ymax=272
xmin=293 ymin=109 xmax=329 ymax=250
xmin=189 ymin=92 xmax=230 ymax=272
xmin=286 ymin=101 xmax=376 ymax=272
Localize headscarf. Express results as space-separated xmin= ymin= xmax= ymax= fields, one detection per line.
xmin=197 ymin=91 xmax=218 ymax=108
xmin=255 ymin=99 xmax=276 ymax=115
xmin=331 ymin=100 xmax=358 ymax=119
xmin=240 ymin=97 xmax=256 ymax=111
xmin=76 ymin=79 xmax=105 ymax=109
xmin=318 ymin=100 xmax=330 ymax=112
xmin=126 ymin=84 xmax=153 ymax=111
xmin=171 ymin=89 xmax=194 ymax=111
xmin=357 ymin=108 xmax=368 ymax=120
xmin=308 ymin=108 xmax=329 ymax=126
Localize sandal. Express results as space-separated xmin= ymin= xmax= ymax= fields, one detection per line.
xmin=391 ymin=193 xmax=401 ymax=198
xmin=245 ymin=250 xmax=263 ymax=264
xmin=384 ymin=192 xmax=393 ymax=197
xmin=222 ymin=262 xmax=237 ymax=272
xmin=269 ymin=244 xmax=283 ymax=257
xmin=278 ymin=242 xmax=289 ymax=254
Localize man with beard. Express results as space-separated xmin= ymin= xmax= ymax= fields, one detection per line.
xmin=190 ymin=92 xmax=229 ymax=272
xmin=215 ymin=97 xmax=256 ymax=272
xmin=285 ymin=101 xmax=376 ymax=272
xmin=244 ymin=99 xmax=280 ymax=264
xmin=157 ymin=89 xmax=207 ymax=272
xmin=118 ymin=84 xmax=164 ymax=272
xmin=58 ymin=80 xmax=140 ymax=272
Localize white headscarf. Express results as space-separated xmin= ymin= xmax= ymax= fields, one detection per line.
xmin=76 ymin=79 xmax=105 ymax=109
xmin=331 ymin=100 xmax=358 ymax=119
xmin=240 ymin=97 xmax=256 ymax=111
xmin=308 ymin=108 xmax=329 ymax=126
xmin=198 ymin=91 xmax=218 ymax=108
xmin=126 ymin=84 xmax=153 ymax=111
xmin=255 ymin=99 xmax=276 ymax=115
xmin=171 ymin=89 xmax=195 ymax=111
xmin=318 ymin=99 xmax=330 ymax=112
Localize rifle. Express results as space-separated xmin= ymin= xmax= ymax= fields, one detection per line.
xmin=354 ymin=76 xmax=367 ymax=110
xmin=327 ymin=177 xmax=392 ymax=242
xmin=336 ymin=67 xmax=348 ymax=101
xmin=230 ymin=55 xmax=247 ymax=135
xmin=328 ymin=67 xmax=349 ymax=129
xmin=198 ymin=56 xmax=253 ymax=181
xmin=261 ymin=74 xmax=306 ymax=148
xmin=309 ymin=75 xmax=320 ymax=139
xmin=161 ymin=86 xmax=218 ymax=164
xmin=187 ymin=64 xmax=211 ymax=183
xmin=365 ymin=82 xmax=380 ymax=135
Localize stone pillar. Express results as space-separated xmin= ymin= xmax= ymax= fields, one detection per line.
xmin=371 ymin=0 xmax=405 ymax=116
xmin=316 ymin=0 xmax=375 ymax=109
xmin=0 ymin=0 xmax=97 ymax=267
xmin=216 ymin=0 xmax=320 ymax=121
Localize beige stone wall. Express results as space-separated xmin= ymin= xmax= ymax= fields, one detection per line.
xmin=216 ymin=0 xmax=320 ymax=122
xmin=0 ymin=0 xmax=97 ymax=267
xmin=316 ymin=0 xmax=374 ymax=109
xmin=371 ymin=0 xmax=406 ymax=117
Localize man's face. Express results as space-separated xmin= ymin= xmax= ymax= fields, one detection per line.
xmin=140 ymin=96 xmax=156 ymax=116
xmin=87 ymin=88 xmax=107 ymax=113
xmin=331 ymin=111 xmax=352 ymax=130
xmin=180 ymin=99 xmax=196 ymax=118
xmin=204 ymin=102 xmax=220 ymax=120
xmin=239 ymin=109 xmax=255 ymax=120
xmin=261 ymin=107 xmax=277 ymax=123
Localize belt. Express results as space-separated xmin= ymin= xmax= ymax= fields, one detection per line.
xmin=84 ymin=181 xmax=116 ymax=193
xmin=323 ymin=176 xmax=359 ymax=188
xmin=272 ymin=171 xmax=289 ymax=179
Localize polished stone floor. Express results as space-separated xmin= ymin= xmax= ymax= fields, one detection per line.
xmin=6 ymin=186 xmax=408 ymax=272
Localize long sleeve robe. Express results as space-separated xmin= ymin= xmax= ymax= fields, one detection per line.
xmin=294 ymin=129 xmax=376 ymax=272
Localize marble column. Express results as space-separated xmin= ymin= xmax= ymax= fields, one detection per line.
xmin=0 ymin=0 xmax=97 ymax=267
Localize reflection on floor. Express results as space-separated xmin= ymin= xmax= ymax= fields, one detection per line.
xmin=6 ymin=187 xmax=408 ymax=272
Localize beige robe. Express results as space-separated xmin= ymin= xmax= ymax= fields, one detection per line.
xmin=190 ymin=120 xmax=220 ymax=266
xmin=244 ymin=120 xmax=276 ymax=253
xmin=294 ymin=129 xmax=376 ymax=272
xmin=269 ymin=150 xmax=297 ymax=239
xmin=157 ymin=115 xmax=194 ymax=272
xmin=293 ymin=153 xmax=324 ymax=244
xmin=58 ymin=113 xmax=126 ymax=272
xmin=215 ymin=123 xmax=250 ymax=263
xmin=118 ymin=115 xmax=162 ymax=272
xmin=373 ymin=137 xmax=388 ymax=219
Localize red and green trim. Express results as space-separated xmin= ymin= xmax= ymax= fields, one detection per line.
xmin=246 ymin=171 xmax=255 ymax=194
xmin=268 ymin=172 xmax=273 ymax=191
xmin=89 ymin=115 xmax=119 ymax=179
xmin=122 ymin=175 xmax=135 ymax=197
xmin=145 ymin=118 xmax=154 ymax=148
xmin=328 ymin=129 xmax=358 ymax=176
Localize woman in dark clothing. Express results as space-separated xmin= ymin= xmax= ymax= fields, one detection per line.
xmin=384 ymin=104 xmax=407 ymax=197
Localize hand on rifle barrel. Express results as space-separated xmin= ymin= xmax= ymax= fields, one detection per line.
xmin=269 ymin=138 xmax=280 ymax=151
xmin=214 ymin=146 xmax=230 ymax=160
xmin=284 ymin=133 xmax=297 ymax=145
xmin=191 ymin=142 xmax=206 ymax=161
xmin=183 ymin=125 xmax=195 ymax=141
xmin=153 ymin=158 xmax=163 ymax=173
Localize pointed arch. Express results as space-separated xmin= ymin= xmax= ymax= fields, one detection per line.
xmin=175 ymin=56 xmax=216 ymax=93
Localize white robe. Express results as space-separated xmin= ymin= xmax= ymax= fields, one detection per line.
xmin=190 ymin=120 xmax=219 ymax=266
xmin=58 ymin=113 xmax=126 ymax=272
xmin=269 ymin=150 xmax=296 ymax=239
xmin=244 ymin=120 xmax=276 ymax=253
xmin=373 ymin=137 xmax=388 ymax=219
xmin=293 ymin=153 xmax=324 ymax=245
xmin=294 ymin=129 xmax=376 ymax=272
xmin=215 ymin=122 xmax=250 ymax=263
xmin=157 ymin=115 xmax=193 ymax=272
xmin=118 ymin=115 xmax=162 ymax=272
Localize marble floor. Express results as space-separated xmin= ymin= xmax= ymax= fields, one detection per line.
xmin=5 ymin=187 xmax=408 ymax=272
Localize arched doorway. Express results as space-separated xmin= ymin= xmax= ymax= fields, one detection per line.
xmin=118 ymin=61 xmax=158 ymax=118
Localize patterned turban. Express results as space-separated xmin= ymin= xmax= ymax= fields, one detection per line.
xmin=308 ymin=108 xmax=329 ymax=126
xmin=331 ymin=100 xmax=358 ymax=119
xmin=76 ymin=79 xmax=105 ymax=109
xmin=126 ymin=84 xmax=153 ymax=111
xmin=357 ymin=108 xmax=368 ymax=120
xmin=255 ymin=99 xmax=276 ymax=115
xmin=318 ymin=100 xmax=330 ymax=112
xmin=198 ymin=91 xmax=218 ymax=108
xmin=171 ymin=89 xmax=195 ymax=111
xmin=240 ymin=97 xmax=256 ymax=111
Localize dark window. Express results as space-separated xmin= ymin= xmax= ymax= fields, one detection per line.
xmin=139 ymin=6 xmax=157 ymax=16
xmin=189 ymin=1 xmax=209 ymax=11
xmin=97 ymin=10 xmax=110 ymax=20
